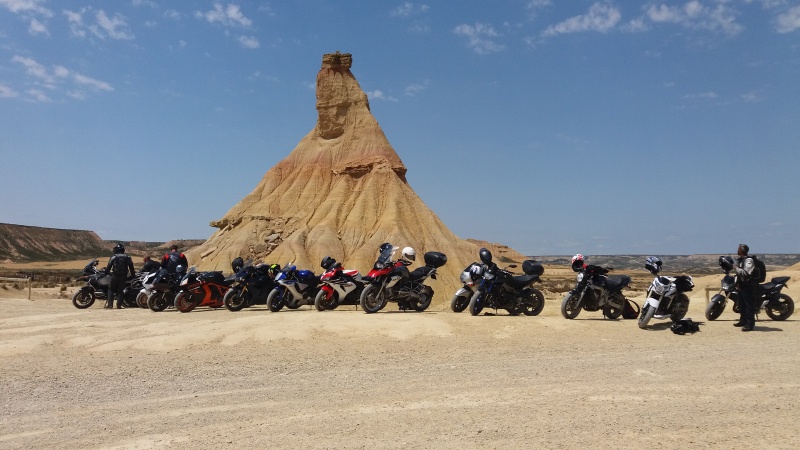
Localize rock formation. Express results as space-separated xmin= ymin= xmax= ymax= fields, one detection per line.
xmin=188 ymin=52 xmax=509 ymax=299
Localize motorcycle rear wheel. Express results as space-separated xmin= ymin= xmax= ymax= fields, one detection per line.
xmin=136 ymin=292 xmax=149 ymax=309
xmin=638 ymin=303 xmax=655 ymax=329
xmin=670 ymin=294 xmax=690 ymax=322
xmin=267 ymin=288 xmax=285 ymax=312
xmin=175 ymin=292 xmax=196 ymax=313
xmin=360 ymin=284 xmax=386 ymax=314
xmin=450 ymin=292 xmax=470 ymax=313
xmin=468 ymin=290 xmax=484 ymax=316
xmin=765 ymin=294 xmax=794 ymax=321
xmin=223 ymin=289 xmax=247 ymax=312
xmin=72 ymin=290 xmax=95 ymax=309
xmin=409 ymin=287 xmax=433 ymax=312
xmin=522 ymin=289 xmax=545 ymax=316
xmin=147 ymin=292 xmax=172 ymax=312
xmin=705 ymin=295 xmax=726 ymax=321
xmin=560 ymin=292 xmax=582 ymax=319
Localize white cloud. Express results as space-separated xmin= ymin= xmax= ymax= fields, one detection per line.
xmin=28 ymin=17 xmax=48 ymax=35
xmin=391 ymin=2 xmax=429 ymax=18
xmin=63 ymin=9 xmax=87 ymax=37
xmin=238 ymin=35 xmax=259 ymax=48
xmin=453 ymin=23 xmax=506 ymax=54
xmin=26 ymin=88 xmax=50 ymax=102
xmin=646 ymin=1 xmax=743 ymax=35
xmin=132 ymin=0 xmax=158 ymax=8
xmin=12 ymin=55 xmax=53 ymax=84
xmin=164 ymin=9 xmax=181 ymax=20
xmin=94 ymin=10 xmax=135 ymax=40
xmin=366 ymin=90 xmax=398 ymax=102
xmin=196 ymin=3 xmax=252 ymax=27
xmin=11 ymin=55 xmax=113 ymax=101
xmin=682 ymin=91 xmax=718 ymax=99
xmin=0 ymin=0 xmax=52 ymax=17
xmin=0 ymin=82 xmax=19 ymax=98
xmin=542 ymin=2 xmax=621 ymax=36
xmin=776 ymin=5 xmax=800 ymax=33
xmin=741 ymin=91 xmax=763 ymax=102
xmin=404 ymin=80 xmax=430 ymax=97
xmin=73 ymin=73 xmax=113 ymax=91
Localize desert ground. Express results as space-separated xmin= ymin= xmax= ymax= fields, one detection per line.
xmin=1 ymin=267 xmax=799 ymax=449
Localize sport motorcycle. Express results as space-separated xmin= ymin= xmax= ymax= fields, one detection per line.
xmin=174 ymin=267 xmax=233 ymax=313
xmin=451 ymin=262 xmax=484 ymax=313
xmin=637 ymin=256 xmax=694 ymax=329
xmin=315 ymin=256 xmax=365 ymax=311
xmin=561 ymin=258 xmax=631 ymax=319
xmin=146 ymin=267 xmax=185 ymax=312
xmin=223 ymin=261 xmax=280 ymax=312
xmin=266 ymin=264 xmax=320 ymax=312
xmin=467 ymin=257 xmax=545 ymax=317
xmin=359 ymin=248 xmax=447 ymax=313
xmin=705 ymin=256 xmax=794 ymax=321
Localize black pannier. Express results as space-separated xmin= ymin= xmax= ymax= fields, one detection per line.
xmin=424 ymin=251 xmax=447 ymax=268
xmin=522 ymin=260 xmax=544 ymax=276
xmin=199 ymin=271 xmax=226 ymax=284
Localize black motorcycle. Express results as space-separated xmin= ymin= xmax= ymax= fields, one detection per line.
xmin=146 ymin=268 xmax=185 ymax=312
xmin=72 ymin=259 xmax=145 ymax=309
xmin=705 ymin=256 xmax=794 ymax=321
xmin=468 ymin=259 xmax=545 ymax=317
xmin=561 ymin=263 xmax=630 ymax=319
xmin=223 ymin=261 xmax=280 ymax=312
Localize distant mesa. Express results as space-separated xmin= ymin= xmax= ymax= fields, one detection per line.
xmin=188 ymin=52 xmax=505 ymax=295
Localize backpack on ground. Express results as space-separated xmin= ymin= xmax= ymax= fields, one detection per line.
xmin=751 ymin=255 xmax=767 ymax=283
xmin=671 ymin=318 xmax=702 ymax=335
xmin=621 ymin=299 xmax=640 ymax=319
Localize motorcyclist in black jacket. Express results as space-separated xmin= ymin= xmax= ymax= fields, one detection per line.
xmin=139 ymin=255 xmax=160 ymax=273
xmin=734 ymin=244 xmax=759 ymax=332
xmin=105 ymin=243 xmax=136 ymax=309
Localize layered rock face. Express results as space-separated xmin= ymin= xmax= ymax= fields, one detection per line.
xmin=189 ymin=52 xmax=495 ymax=298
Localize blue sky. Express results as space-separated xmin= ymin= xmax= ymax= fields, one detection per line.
xmin=1 ymin=0 xmax=799 ymax=256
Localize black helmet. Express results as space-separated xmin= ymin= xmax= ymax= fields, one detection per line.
xmin=321 ymin=256 xmax=337 ymax=270
xmin=644 ymin=256 xmax=662 ymax=275
xmin=113 ymin=243 xmax=125 ymax=254
xmin=231 ymin=257 xmax=244 ymax=273
xmin=379 ymin=242 xmax=393 ymax=253
xmin=719 ymin=255 xmax=734 ymax=272
xmin=479 ymin=247 xmax=492 ymax=265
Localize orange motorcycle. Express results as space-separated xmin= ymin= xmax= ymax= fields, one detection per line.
xmin=174 ymin=268 xmax=233 ymax=313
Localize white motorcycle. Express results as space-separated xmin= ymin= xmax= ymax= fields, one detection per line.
xmin=450 ymin=262 xmax=484 ymax=313
xmin=638 ymin=256 xmax=694 ymax=329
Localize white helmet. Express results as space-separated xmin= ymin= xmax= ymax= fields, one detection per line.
xmin=401 ymin=246 xmax=416 ymax=261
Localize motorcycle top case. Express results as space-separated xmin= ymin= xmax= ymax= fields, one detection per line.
xmin=423 ymin=252 xmax=447 ymax=268
xmin=522 ymin=260 xmax=544 ymax=276
xmin=198 ymin=271 xmax=226 ymax=284
xmin=296 ymin=270 xmax=318 ymax=284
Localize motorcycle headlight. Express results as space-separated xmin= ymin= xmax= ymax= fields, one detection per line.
xmin=576 ymin=272 xmax=584 ymax=282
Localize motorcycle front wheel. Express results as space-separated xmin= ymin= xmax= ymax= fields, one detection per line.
xmin=765 ymin=294 xmax=794 ymax=321
xmin=72 ymin=290 xmax=95 ymax=309
xmin=638 ymin=303 xmax=655 ymax=329
xmin=136 ymin=291 xmax=149 ymax=309
xmin=223 ymin=289 xmax=247 ymax=312
xmin=175 ymin=292 xmax=196 ymax=313
xmin=468 ymin=290 xmax=484 ymax=316
xmin=267 ymin=288 xmax=286 ymax=312
xmin=521 ymin=289 xmax=545 ymax=316
xmin=314 ymin=289 xmax=336 ymax=311
xmin=705 ymin=295 xmax=727 ymax=321
xmin=560 ymin=292 xmax=582 ymax=319
xmin=147 ymin=291 xmax=172 ymax=312
xmin=450 ymin=292 xmax=470 ymax=313
xmin=360 ymin=284 xmax=386 ymax=314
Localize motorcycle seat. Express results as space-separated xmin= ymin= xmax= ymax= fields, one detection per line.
xmin=409 ymin=266 xmax=434 ymax=282
xmin=507 ymin=274 xmax=539 ymax=289
xmin=770 ymin=276 xmax=790 ymax=285
xmin=605 ymin=275 xmax=631 ymax=290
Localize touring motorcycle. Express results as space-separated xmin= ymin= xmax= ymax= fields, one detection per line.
xmin=705 ymin=256 xmax=794 ymax=321
xmin=223 ymin=260 xmax=280 ymax=312
xmin=637 ymin=256 xmax=694 ymax=329
xmin=467 ymin=248 xmax=545 ymax=316
xmin=359 ymin=246 xmax=446 ymax=313
xmin=174 ymin=267 xmax=233 ymax=313
xmin=561 ymin=255 xmax=631 ymax=319
xmin=315 ymin=256 xmax=365 ymax=311
xmin=72 ymin=259 xmax=145 ymax=309
xmin=266 ymin=264 xmax=320 ymax=312
xmin=450 ymin=262 xmax=483 ymax=313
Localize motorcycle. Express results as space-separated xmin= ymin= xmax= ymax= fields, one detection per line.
xmin=315 ymin=257 xmax=365 ymax=311
xmin=174 ymin=267 xmax=233 ymax=313
xmin=223 ymin=260 xmax=280 ymax=312
xmin=637 ymin=257 xmax=694 ymax=329
xmin=467 ymin=256 xmax=545 ymax=317
xmin=266 ymin=264 xmax=320 ymax=312
xmin=705 ymin=256 xmax=794 ymax=321
xmin=561 ymin=256 xmax=631 ymax=319
xmin=450 ymin=262 xmax=484 ymax=313
xmin=146 ymin=267 xmax=185 ymax=312
xmin=72 ymin=259 xmax=145 ymax=309
xmin=359 ymin=247 xmax=447 ymax=313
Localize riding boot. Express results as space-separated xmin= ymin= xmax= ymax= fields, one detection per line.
xmin=105 ymin=301 xmax=113 ymax=309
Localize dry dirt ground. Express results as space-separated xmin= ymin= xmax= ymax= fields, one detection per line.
xmin=1 ymin=274 xmax=799 ymax=449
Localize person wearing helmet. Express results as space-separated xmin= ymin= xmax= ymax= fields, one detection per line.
xmin=161 ymin=245 xmax=189 ymax=275
xmin=734 ymin=244 xmax=758 ymax=332
xmin=104 ymin=243 xmax=135 ymax=309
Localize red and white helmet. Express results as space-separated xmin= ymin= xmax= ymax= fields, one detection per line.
xmin=571 ymin=254 xmax=585 ymax=272
xmin=571 ymin=254 xmax=584 ymax=265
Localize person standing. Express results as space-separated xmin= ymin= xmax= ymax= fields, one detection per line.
xmin=161 ymin=245 xmax=189 ymax=274
xmin=734 ymin=243 xmax=759 ymax=332
xmin=104 ymin=243 xmax=136 ymax=309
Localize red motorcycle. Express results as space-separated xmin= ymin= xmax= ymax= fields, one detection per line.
xmin=359 ymin=245 xmax=447 ymax=313
xmin=314 ymin=256 xmax=365 ymax=311
xmin=174 ymin=268 xmax=233 ymax=313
